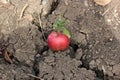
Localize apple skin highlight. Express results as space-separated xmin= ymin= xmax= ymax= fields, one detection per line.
xmin=47 ymin=31 xmax=70 ymax=51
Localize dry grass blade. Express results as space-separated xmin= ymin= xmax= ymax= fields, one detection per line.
xmin=19 ymin=3 xmax=29 ymax=20
xmin=38 ymin=12 xmax=46 ymax=41
xmin=27 ymin=74 xmax=43 ymax=80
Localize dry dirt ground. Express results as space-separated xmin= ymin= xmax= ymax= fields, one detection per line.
xmin=0 ymin=0 xmax=120 ymax=80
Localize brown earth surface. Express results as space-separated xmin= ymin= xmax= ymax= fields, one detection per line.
xmin=0 ymin=0 xmax=120 ymax=80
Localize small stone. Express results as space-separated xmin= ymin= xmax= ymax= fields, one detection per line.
xmin=0 ymin=65 xmax=4 ymax=70
xmin=76 ymin=49 xmax=83 ymax=60
xmin=89 ymin=60 xmax=96 ymax=68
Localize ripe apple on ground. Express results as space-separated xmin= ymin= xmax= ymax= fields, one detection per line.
xmin=47 ymin=31 xmax=70 ymax=51
xmin=47 ymin=16 xmax=70 ymax=51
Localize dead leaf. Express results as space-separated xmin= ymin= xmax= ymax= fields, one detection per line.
xmin=94 ymin=0 xmax=112 ymax=6
xmin=4 ymin=51 xmax=13 ymax=64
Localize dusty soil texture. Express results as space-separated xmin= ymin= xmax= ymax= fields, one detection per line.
xmin=0 ymin=0 xmax=120 ymax=80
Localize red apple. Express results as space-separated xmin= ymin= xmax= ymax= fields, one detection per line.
xmin=47 ymin=31 xmax=70 ymax=51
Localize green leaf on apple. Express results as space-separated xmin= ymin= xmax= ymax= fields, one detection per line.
xmin=62 ymin=27 xmax=71 ymax=38
xmin=53 ymin=16 xmax=71 ymax=38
